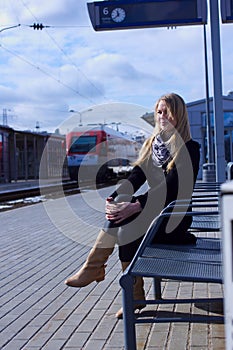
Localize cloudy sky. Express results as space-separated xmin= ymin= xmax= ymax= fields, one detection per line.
xmin=0 ymin=0 xmax=232 ymax=134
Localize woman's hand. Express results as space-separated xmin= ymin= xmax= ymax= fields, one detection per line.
xmin=105 ymin=197 xmax=142 ymax=224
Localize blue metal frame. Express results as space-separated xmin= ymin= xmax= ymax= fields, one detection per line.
xmin=119 ymin=207 xmax=223 ymax=350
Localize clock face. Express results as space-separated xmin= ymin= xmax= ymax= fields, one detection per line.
xmin=111 ymin=8 xmax=126 ymax=23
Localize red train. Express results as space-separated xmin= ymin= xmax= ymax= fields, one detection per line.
xmin=66 ymin=124 xmax=139 ymax=182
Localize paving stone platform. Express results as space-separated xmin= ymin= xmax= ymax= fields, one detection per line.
xmin=0 ymin=184 xmax=225 ymax=350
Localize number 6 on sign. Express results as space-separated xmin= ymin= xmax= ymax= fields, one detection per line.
xmin=103 ymin=7 xmax=109 ymax=15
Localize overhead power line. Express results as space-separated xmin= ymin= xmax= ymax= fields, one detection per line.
xmin=0 ymin=24 xmax=21 ymax=33
xmin=0 ymin=23 xmax=88 ymax=33
xmin=30 ymin=23 xmax=49 ymax=30
xmin=0 ymin=42 xmax=97 ymax=105
xmin=28 ymin=23 xmax=89 ymax=30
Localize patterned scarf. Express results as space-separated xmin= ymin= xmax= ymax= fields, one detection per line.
xmin=152 ymin=135 xmax=171 ymax=167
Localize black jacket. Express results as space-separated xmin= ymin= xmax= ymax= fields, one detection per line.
xmin=110 ymin=139 xmax=200 ymax=244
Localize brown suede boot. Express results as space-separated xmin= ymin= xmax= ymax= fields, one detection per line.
xmin=115 ymin=261 xmax=146 ymax=319
xmin=65 ymin=229 xmax=116 ymax=288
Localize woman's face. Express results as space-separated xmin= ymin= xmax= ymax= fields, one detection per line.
xmin=156 ymin=100 xmax=177 ymax=132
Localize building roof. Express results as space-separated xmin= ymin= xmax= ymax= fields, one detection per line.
xmin=141 ymin=92 xmax=233 ymax=127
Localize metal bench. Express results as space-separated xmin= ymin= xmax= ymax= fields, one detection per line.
xmin=119 ymin=209 xmax=223 ymax=350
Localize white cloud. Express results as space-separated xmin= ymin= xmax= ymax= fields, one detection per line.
xmin=0 ymin=0 xmax=232 ymax=132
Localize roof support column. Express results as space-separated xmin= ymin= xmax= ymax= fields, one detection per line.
xmin=209 ymin=0 xmax=226 ymax=182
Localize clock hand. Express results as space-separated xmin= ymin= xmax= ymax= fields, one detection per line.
xmin=115 ymin=10 xmax=120 ymax=19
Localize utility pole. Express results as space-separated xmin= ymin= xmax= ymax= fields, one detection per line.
xmin=209 ymin=0 xmax=226 ymax=182
xmin=2 ymin=109 xmax=8 ymax=126
xmin=203 ymin=24 xmax=213 ymax=163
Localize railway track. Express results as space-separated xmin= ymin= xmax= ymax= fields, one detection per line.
xmin=0 ymin=181 xmax=76 ymax=202
xmin=0 ymin=178 xmax=120 ymax=211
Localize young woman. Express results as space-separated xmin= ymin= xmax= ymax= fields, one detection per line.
xmin=65 ymin=92 xmax=200 ymax=318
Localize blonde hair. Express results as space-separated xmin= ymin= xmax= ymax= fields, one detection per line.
xmin=134 ymin=93 xmax=191 ymax=171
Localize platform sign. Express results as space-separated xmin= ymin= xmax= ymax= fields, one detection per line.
xmin=87 ymin=0 xmax=207 ymax=31
xmin=221 ymin=181 xmax=233 ymax=350
xmin=221 ymin=0 xmax=233 ymax=23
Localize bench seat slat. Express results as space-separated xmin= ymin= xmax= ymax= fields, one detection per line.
xmin=131 ymin=257 xmax=223 ymax=283
xmin=143 ymin=246 xmax=222 ymax=263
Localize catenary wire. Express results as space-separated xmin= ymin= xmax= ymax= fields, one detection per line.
xmin=18 ymin=0 xmax=109 ymax=102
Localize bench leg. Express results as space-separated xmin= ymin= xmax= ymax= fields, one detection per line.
xmin=120 ymin=274 xmax=137 ymax=350
xmin=153 ymin=277 xmax=162 ymax=299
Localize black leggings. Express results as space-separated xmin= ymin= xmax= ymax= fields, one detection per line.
xmin=103 ymin=194 xmax=194 ymax=262
xmin=103 ymin=194 xmax=153 ymax=263
xmin=118 ymin=236 xmax=144 ymax=262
